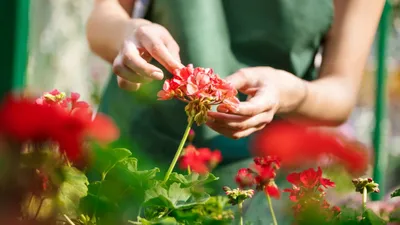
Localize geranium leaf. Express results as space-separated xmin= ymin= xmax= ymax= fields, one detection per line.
xmin=144 ymin=183 xmax=209 ymax=209
xmin=364 ymin=209 xmax=387 ymax=225
xmin=57 ymin=166 xmax=88 ymax=216
xmin=391 ymin=188 xmax=400 ymax=198
xmin=92 ymin=147 xmax=132 ymax=175
xmin=137 ymin=217 xmax=180 ymax=225
xmin=168 ymin=172 xmax=218 ymax=188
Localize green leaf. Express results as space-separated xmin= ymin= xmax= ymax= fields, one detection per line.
xmin=138 ymin=217 xmax=180 ymax=225
xmin=168 ymin=172 xmax=219 ymax=188
xmin=93 ymin=148 xmax=132 ymax=175
xmin=364 ymin=209 xmax=387 ymax=225
xmin=57 ymin=166 xmax=88 ymax=216
xmin=391 ymin=188 xmax=400 ymax=198
xmin=144 ymin=183 xmax=210 ymax=209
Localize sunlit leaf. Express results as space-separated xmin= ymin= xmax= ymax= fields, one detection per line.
xmin=144 ymin=183 xmax=209 ymax=209
xmin=57 ymin=166 xmax=88 ymax=216
xmin=168 ymin=172 xmax=218 ymax=188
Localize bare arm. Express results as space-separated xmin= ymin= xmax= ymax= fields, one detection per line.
xmin=292 ymin=0 xmax=385 ymax=125
xmin=86 ymin=0 xmax=182 ymax=91
xmin=86 ymin=0 xmax=147 ymax=63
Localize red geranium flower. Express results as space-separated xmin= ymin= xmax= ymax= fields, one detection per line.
xmin=234 ymin=156 xmax=281 ymax=199
xmin=251 ymin=121 xmax=370 ymax=176
xmin=265 ymin=182 xmax=280 ymax=199
xmin=235 ymin=168 xmax=255 ymax=188
xmin=179 ymin=145 xmax=222 ymax=174
xmin=157 ymin=64 xmax=240 ymax=125
xmin=0 ymin=95 xmax=119 ymax=160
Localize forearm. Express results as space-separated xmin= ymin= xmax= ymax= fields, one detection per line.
xmin=281 ymin=76 xmax=358 ymax=126
xmin=86 ymin=0 xmax=150 ymax=63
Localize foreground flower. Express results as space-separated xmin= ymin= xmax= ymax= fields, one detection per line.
xmin=157 ymin=64 xmax=240 ymax=125
xmin=223 ymin=186 xmax=254 ymax=225
xmin=179 ymin=145 xmax=222 ymax=174
xmin=284 ymin=167 xmax=340 ymax=221
xmin=0 ymin=96 xmax=118 ymax=160
xmin=352 ymin=177 xmax=380 ymax=213
xmin=234 ymin=156 xmax=281 ymax=225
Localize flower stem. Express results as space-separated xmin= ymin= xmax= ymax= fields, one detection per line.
xmin=238 ymin=202 xmax=244 ymax=225
xmin=362 ymin=186 xmax=367 ymax=213
xmin=187 ymin=166 xmax=192 ymax=175
xmin=266 ymin=194 xmax=278 ymax=225
xmin=163 ymin=117 xmax=194 ymax=183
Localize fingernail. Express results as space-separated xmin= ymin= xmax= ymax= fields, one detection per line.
xmin=207 ymin=117 xmax=215 ymax=123
xmin=150 ymin=71 xmax=163 ymax=80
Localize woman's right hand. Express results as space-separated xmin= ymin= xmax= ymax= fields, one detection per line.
xmin=113 ymin=20 xmax=183 ymax=91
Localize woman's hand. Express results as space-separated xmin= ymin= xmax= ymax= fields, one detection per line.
xmin=113 ymin=21 xmax=183 ymax=91
xmin=206 ymin=67 xmax=308 ymax=139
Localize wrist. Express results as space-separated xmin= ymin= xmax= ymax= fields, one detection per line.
xmin=275 ymin=71 xmax=309 ymax=114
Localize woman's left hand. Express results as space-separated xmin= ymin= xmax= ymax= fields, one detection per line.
xmin=206 ymin=67 xmax=307 ymax=139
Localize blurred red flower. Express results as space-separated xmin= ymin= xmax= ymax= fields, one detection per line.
xmin=0 ymin=96 xmax=119 ymax=160
xmin=251 ymin=121 xmax=370 ymax=175
xmin=179 ymin=145 xmax=222 ymax=174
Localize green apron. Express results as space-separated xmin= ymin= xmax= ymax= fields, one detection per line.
xmin=99 ymin=0 xmax=333 ymax=223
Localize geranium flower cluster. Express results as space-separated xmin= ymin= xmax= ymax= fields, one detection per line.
xmin=0 ymin=90 xmax=119 ymax=160
xmin=36 ymin=89 xmax=90 ymax=113
xmin=179 ymin=144 xmax=222 ymax=174
xmin=283 ymin=167 xmax=340 ymax=220
xmin=157 ymin=64 xmax=240 ymax=125
xmin=235 ymin=156 xmax=281 ymax=199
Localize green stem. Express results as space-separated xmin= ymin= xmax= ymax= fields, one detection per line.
xmin=266 ymin=194 xmax=278 ymax=225
xmin=362 ymin=187 xmax=368 ymax=213
xmin=63 ymin=214 xmax=76 ymax=225
xmin=163 ymin=117 xmax=194 ymax=183
xmin=238 ymin=202 xmax=244 ymax=225
xmin=187 ymin=166 xmax=192 ymax=175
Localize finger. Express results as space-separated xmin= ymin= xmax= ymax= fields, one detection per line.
xmin=113 ymin=55 xmax=152 ymax=83
xmin=206 ymin=122 xmax=238 ymax=139
xmin=235 ymin=88 xmax=278 ymax=116
xmin=140 ymin=37 xmax=183 ymax=72
xmin=117 ymin=77 xmax=141 ymax=91
xmin=225 ymin=70 xmax=257 ymax=91
xmin=211 ymin=112 xmax=273 ymax=131
xmin=207 ymin=111 xmax=248 ymax=122
xmin=231 ymin=126 xmax=265 ymax=139
xmin=120 ymin=41 xmax=164 ymax=80
xmin=206 ymin=121 xmax=265 ymax=139
xmin=163 ymin=34 xmax=182 ymax=64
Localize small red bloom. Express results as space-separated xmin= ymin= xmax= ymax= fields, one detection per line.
xmin=320 ymin=178 xmax=335 ymax=188
xmin=179 ymin=145 xmax=222 ymax=174
xmin=284 ymin=186 xmax=301 ymax=202
xmin=254 ymin=156 xmax=281 ymax=169
xmin=254 ymin=165 xmax=276 ymax=185
xmin=299 ymin=167 xmax=322 ymax=189
xmin=235 ymin=168 xmax=255 ymax=188
xmin=265 ymin=182 xmax=280 ymax=199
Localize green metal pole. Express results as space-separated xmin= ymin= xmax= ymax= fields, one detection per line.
xmin=0 ymin=0 xmax=30 ymax=98
xmin=372 ymin=1 xmax=391 ymax=201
